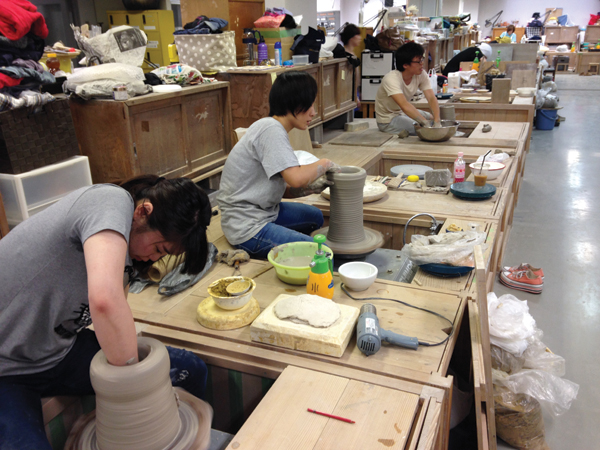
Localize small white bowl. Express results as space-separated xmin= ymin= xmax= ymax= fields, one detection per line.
xmin=339 ymin=262 xmax=378 ymax=291
xmin=469 ymin=161 xmax=506 ymax=180
xmin=516 ymin=87 xmax=536 ymax=97
xmin=208 ymin=277 xmax=256 ymax=310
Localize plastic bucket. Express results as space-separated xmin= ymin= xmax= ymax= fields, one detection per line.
xmin=536 ymin=109 xmax=558 ymax=130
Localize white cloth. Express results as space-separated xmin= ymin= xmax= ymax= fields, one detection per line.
xmin=375 ymin=70 xmax=431 ymax=124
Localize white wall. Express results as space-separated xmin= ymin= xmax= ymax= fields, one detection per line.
xmin=267 ymin=0 xmax=318 ymax=33
xmin=476 ymin=0 xmax=598 ymax=31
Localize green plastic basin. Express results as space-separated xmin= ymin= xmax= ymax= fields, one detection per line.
xmin=267 ymin=241 xmax=334 ymax=285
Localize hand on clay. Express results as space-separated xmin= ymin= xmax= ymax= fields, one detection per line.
xmin=325 ymin=162 xmax=342 ymax=173
xmin=416 ymin=117 xmax=429 ymax=127
xmin=306 ymin=175 xmax=334 ymax=194
xmin=432 ymin=121 xmax=442 ymax=128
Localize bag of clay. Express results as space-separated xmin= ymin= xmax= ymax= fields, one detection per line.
xmin=487 ymin=292 xmax=537 ymax=356
xmin=522 ymin=331 xmax=566 ymax=376
xmin=494 ymin=381 xmax=549 ymax=450
xmin=403 ymin=230 xmax=487 ymax=266
xmin=491 ymin=344 xmax=526 ymax=374
xmin=495 ymin=368 xmax=579 ymax=416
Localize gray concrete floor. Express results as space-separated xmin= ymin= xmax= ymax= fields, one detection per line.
xmin=322 ymin=74 xmax=600 ymax=449
xmin=494 ymin=75 xmax=600 ymax=449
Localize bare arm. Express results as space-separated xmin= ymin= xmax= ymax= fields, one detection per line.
xmin=423 ymin=89 xmax=441 ymax=124
xmin=281 ymin=158 xmax=339 ymax=197
xmin=390 ymin=93 xmax=429 ymax=125
xmin=84 ymin=230 xmax=138 ymax=366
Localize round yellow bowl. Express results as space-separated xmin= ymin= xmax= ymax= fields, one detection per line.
xmin=207 ymin=276 xmax=256 ymax=310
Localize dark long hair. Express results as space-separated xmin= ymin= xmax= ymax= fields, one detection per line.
xmin=119 ymin=175 xmax=212 ymax=275
xmin=268 ymin=71 xmax=317 ymax=117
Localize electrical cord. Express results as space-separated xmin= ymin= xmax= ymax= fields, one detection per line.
xmin=341 ymin=283 xmax=454 ymax=347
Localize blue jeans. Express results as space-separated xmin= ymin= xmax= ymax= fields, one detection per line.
xmin=236 ymin=202 xmax=324 ymax=259
xmin=0 ymin=329 xmax=207 ymax=450
xmin=377 ymin=110 xmax=433 ymax=135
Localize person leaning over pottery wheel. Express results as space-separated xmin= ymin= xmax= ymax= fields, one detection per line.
xmin=217 ymin=71 xmax=341 ymax=260
xmin=0 ymin=175 xmax=212 ymax=450
xmin=375 ymin=42 xmax=442 ymax=136
xmin=442 ymin=42 xmax=492 ymax=76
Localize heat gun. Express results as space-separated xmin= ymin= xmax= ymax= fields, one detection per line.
xmin=356 ymin=303 xmax=419 ymax=355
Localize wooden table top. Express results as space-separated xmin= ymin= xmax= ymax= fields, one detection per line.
xmin=128 ymin=261 xmax=465 ymax=385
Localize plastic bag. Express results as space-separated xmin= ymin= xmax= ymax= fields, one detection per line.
xmin=540 ymin=81 xmax=557 ymax=93
xmin=428 ymin=68 xmax=438 ymax=92
xmin=63 ymin=63 xmax=151 ymax=99
xmin=491 ymin=344 xmax=525 ymax=374
xmin=522 ymin=333 xmax=565 ymax=376
xmin=494 ymin=381 xmax=548 ymax=450
xmin=151 ymin=64 xmax=203 ymax=85
xmin=72 ymin=25 xmax=147 ymax=67
xmin=487 ymin=292 xmax=537 ymax=356
xmin=495 ymin=368 xmax=579 ymax=416
xmin=403 ymin=230 xmax=487 ymax=266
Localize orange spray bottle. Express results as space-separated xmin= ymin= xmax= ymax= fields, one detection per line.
xmin=306 ymin=234 xmax=334 ymax=299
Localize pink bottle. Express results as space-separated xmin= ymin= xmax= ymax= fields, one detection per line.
xmin=454 ymin=152 xmax=465 ymax=183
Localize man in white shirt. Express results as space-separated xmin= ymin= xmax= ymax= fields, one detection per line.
xmin=375 ymin=42 xmax=441 ymax=135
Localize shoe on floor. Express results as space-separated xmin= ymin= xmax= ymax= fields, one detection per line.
xmin=499 ymin=269 xmax=543 ymax=294
xmin=502 ymin=263 xmax=544 ymax=279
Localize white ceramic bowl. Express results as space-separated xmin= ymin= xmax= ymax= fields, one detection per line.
xmin=207 ymin=276 xmax=256 ymax=310
xmin=516 ymin=87 xmax=536 ymax=97
xmin=338 ymin=262 xmax=378 ymax=291
xmin=469 ymin=161 xmax=506 ymax=180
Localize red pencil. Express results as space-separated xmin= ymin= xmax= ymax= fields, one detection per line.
xmin=307 ymin=408 xmax=355 ymax=424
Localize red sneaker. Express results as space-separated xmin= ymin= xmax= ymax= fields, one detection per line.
xmin=502 ymin=263 xmax=544 ymax=279
xmin=499 ymin=269 xmax=543 ymax=294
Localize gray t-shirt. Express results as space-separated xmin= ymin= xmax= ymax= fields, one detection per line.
xmin=0 ymin=184 xmax=134 ymax=376
xmin=217 ymin=117 xmax=300 ymax=245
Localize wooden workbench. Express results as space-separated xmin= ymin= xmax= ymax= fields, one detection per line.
xmin=129 ymin=259 xmax=466 ymax=448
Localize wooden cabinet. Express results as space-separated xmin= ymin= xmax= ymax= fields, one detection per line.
xmin=69 ymin=82 xmax=232 ymax=183
xmin=215 ymin=59 xmax=356 ymax=130
xmin=545 ymin=26 xmax=579 ymax=44
xmin=586 ymin=25 xmax=600 ymax=43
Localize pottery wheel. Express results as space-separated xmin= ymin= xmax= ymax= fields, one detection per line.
xmin=313 ymin=226 xmax=384 ymax=256
xmin=65 ymin=388 xmax=212 ymax=450
xmin=197 ymin=297 xmax=260 ymax=330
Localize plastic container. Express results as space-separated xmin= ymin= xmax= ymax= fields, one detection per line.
xmin=46 ymin=53 xmax=60 ymax=75
xmin=292 ymin=54 xmax=309 ymax=66
xmin=274 ymin=41 xmax=282 ymax=66
xmin=454 ymin=152 xmax=466 ymax=183
xmin=0 ymin=156 xmax=92 ymax=226
xmin=267 ymin=241 xmax=333 ymax=285
xmin=448 ymin=72 xmax=460 ymax=89
xmin=536 ymin=109 xmax=558 ymax=130
xmin=257 ymin=35 xmax=268 ymax=64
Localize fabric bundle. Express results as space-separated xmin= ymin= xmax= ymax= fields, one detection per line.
xmin=175 ymin=16 xmax=228 ymax=35
xmin=0 ymin=0 xmax=55 ymax=112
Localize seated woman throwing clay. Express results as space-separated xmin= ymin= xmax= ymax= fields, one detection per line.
xmin=375 ymin=42 xmax=441 ymax=136
xmin=0 ymin=175 xmax=212 ymax=450
xmin=217 ymin=71 xmax=341 ymax=259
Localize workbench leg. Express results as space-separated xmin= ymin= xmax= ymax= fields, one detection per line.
xmin=309 ymin=124 xmax=324 ymax=144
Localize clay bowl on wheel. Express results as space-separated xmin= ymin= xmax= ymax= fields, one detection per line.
xmin=207 ymin=276 xmax=256 ymax=310
xmin=414 ymin=120 xmax=460 ymax=142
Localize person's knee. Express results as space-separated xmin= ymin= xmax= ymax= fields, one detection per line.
xmin=167 ymin=347 xmax=207 ymax=399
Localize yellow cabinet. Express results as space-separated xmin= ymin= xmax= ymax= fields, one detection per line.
xmin=107 ymin=10 xmax=175 ymax=72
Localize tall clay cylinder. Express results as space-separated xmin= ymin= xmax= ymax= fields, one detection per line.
xmin=327 ymin=166 xmax=367 ymax=244
xmin=90 ymin=337 xmax=181 ymax=450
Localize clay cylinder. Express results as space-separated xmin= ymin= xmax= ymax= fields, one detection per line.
xmin=327 ymin=166 xmax=367 ymax=244
xmin=90 ymin=337 xmax=181 ymax=450
xmin=440 ymin=105 xmax=456 ymax=121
